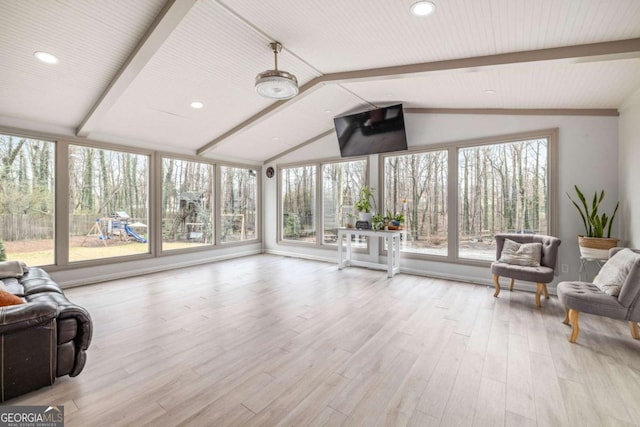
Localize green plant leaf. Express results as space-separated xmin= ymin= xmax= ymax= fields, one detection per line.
xmin=567 ymin=196 xmax=589 ymax=235
xmin=607 ymin=202 xmax=619 ymax=238
xmin=568 ymin=186 xmax=590 ymax=235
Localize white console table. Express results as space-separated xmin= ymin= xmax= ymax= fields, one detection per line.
xmin=337 ymin=228 xmax=401 ymax=278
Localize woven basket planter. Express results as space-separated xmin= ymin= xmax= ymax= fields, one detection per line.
xmin=578 ymin=235 xmax=619 ymax=260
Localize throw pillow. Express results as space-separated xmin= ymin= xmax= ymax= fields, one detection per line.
xmin=499 ymin=238 xmax=542 ymax=267
xmin=0 ymin=260 xmax=24 ymax=279
xmin=593 ymin=249 xmax=640 ymax=296
xmin=0 ymin=289 xmax=24 ymax=307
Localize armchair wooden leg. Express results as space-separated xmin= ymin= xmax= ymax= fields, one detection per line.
xmin=568 ymin=309 xmax=580 ymax=343
xmin=509 ymin=278 xmax=515 ymax=291
xmin=493 ymin=275 xmax=501 ymax=298
xmin=535 ymin=283 xmax=544 ymax=308
xmin=630 ymin=322 xmax=640 ymax=340
xmin=562 ymin=308 xmax=570 ymax=325
xmin=542 ymin=283 xmax=549 ymax=299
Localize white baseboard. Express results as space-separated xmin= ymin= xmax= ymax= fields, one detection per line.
xmin=58 ymin=249 xmax=263 ymax=288
xmin=264 ymin=248 xmax=336 ymax=264
xmin=265 ymin=249 xmax=555 ymax=296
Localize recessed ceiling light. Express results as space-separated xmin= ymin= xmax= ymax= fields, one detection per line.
xmin=272 ymin=137 xmax=280 ymax=141
xmin=324 ymin=109 xmax=332 ymax=114
xmin=484 ymin=89 xmax=497 ymax=94
xmin=411 ymin=1 xmax=436 ymax=17
xmin=190 ymin=101 xmax=204 ymax=109
xmin=34 ymin=51 xmax=59 ymax=64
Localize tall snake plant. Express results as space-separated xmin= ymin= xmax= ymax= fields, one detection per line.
xmin=567 ymin=185 xmax=619 ymax=238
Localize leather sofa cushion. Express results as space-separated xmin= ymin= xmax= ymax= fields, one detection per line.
xmin=0 ymin=278 xmax=25 ymax=297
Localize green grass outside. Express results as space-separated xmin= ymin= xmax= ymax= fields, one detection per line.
xmin=7 ymin=241 xmax=210 ymax=267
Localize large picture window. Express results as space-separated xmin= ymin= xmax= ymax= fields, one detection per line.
xmin=383 ymin=151 xmax=448 ymax=256
xmin=220 ymin=166 xmax=258 ymax=243
xmin=69 ymin=145 xmax=149 ymax=262
xmin=0 ymin=134 xmax=55 ymax=266
xmin=381 ymin=130 xmax=554 ymax=262
xmin=458 ymin=138 xmax=549 ymax=261
xmin=1 ymin=131 xmax=261 ymax=269
xmin=281 ymin=165 xmax=316 ymax=242
xmin=161 ymin=158 xmax=214 ymax=251
xmin=322 ymin=159 xmax=367 ymax=245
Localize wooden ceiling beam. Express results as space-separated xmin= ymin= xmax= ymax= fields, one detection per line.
xmin=76 ymin=0 xmax=197 ymax=138
xmin=196 ymin=37 xmax=640 ymax=156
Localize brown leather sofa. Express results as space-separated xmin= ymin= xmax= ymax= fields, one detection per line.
xmin=0 ymin=267 xmax=92 ymax=401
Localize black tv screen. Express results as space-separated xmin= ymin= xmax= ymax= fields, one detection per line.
xmin=334 ymin=104 xmax=408 ymax=157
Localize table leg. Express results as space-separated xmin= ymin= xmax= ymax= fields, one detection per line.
xmin=346 ymin=232 xmax=352 ymax=267
xmin=394 ymin=234 xmax=400 ymax=274
xmin=387 ymin=235 xmax=393 ymax=277
xmin=338 ymin=230 xmax=344 ymax=269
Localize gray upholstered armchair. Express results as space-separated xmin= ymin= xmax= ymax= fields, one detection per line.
xmin=491 ymin=233 xmax=561 ymax=307
xmin=557 ymin=247 xmax=640 ymax=343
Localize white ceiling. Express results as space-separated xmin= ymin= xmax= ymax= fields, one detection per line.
xmin=1 ymin=0 xmax=639 ymax=164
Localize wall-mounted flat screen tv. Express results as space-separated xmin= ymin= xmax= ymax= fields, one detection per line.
xmin=334 ymin=104 xmax=408 ymax=158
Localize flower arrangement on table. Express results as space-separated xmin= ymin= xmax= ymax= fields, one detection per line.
xmin=371 ymin=212 xmax=405 ymax=231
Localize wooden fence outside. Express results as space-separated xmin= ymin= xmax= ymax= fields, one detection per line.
xmin=0 ymin=214 xmax=130 ymax=241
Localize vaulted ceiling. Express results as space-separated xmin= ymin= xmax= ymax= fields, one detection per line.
xmin=1 ymin=0 xmax=639 ymax=164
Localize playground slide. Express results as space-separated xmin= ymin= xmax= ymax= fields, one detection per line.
xmin=124 ymin=225 xmax=147 ymax=243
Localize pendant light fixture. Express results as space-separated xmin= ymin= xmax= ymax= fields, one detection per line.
xmin=255 ymin=42 xmax=299 ymax=100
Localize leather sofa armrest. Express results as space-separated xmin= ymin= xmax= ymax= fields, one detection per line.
xmin=0 ymin=302 xmax=58 ymax=335
xmin=58 ymin=304 xmax=93 ymax=351
xmin=57 ymin=304 xmax=92 ymax=377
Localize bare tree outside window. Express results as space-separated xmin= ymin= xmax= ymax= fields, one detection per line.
xmin=220 ymin=166 xmax=258 ymax=243
xmin=0 ymin=134 xmax=54 ymax=266
xmin=161 ymin=158 xmax=214 ymax=250
xmin=383 ymin=150 xmax=448 ymax=256
xmin=458 ymin=138 xmax=548 ymax=261
xmin=69 ymin=145 xmax=149 ymax=261
xmin=322 ymin=159 xmax=366 ymax=246
xmin=281 ymin=165 xmax=316 ymax=242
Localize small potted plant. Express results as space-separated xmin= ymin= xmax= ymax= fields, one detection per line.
xmin=370 ymin=213 xmax=386 ymax=231
xmin=391 ymin=212 xmax=404 ymax=228
xmin=345 ymin=213 xmax=357 ymax=228
xmin=567 ymin=185 xmax=619 ymax=259
xmin=354 ymin=185 xmax=376 ymax=222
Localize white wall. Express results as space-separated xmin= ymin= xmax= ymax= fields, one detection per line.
xmin=619 ymin=87 xmax=640 ymax=248
xmin=263 ymin=112 xmax=619 ymax=291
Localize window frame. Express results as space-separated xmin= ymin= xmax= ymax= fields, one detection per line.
xmin=0 ymin=124 xmax=263 ymax=271
xmin=56 ymin=139 xmax=155 ymax=268
xmin=277 ymin=156 xmax=370 ymax=248
xmin=159 ymin=155 xmax=216 ymax=253
xmin=378 ymin=128 xmax=558 ymax=266
xmin=277 ymin=161 xmax=319 ymax=245
xmin=67 ymin=143 xmax=152 ymax=263
xmin=217 ymin=162 xmax=261 ymax=246
xmin=0 ymin=132 xmax=57 ymax=266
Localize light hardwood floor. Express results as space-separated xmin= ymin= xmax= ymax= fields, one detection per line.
xmin=8 ymin=254 xmax=640 ymax=426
